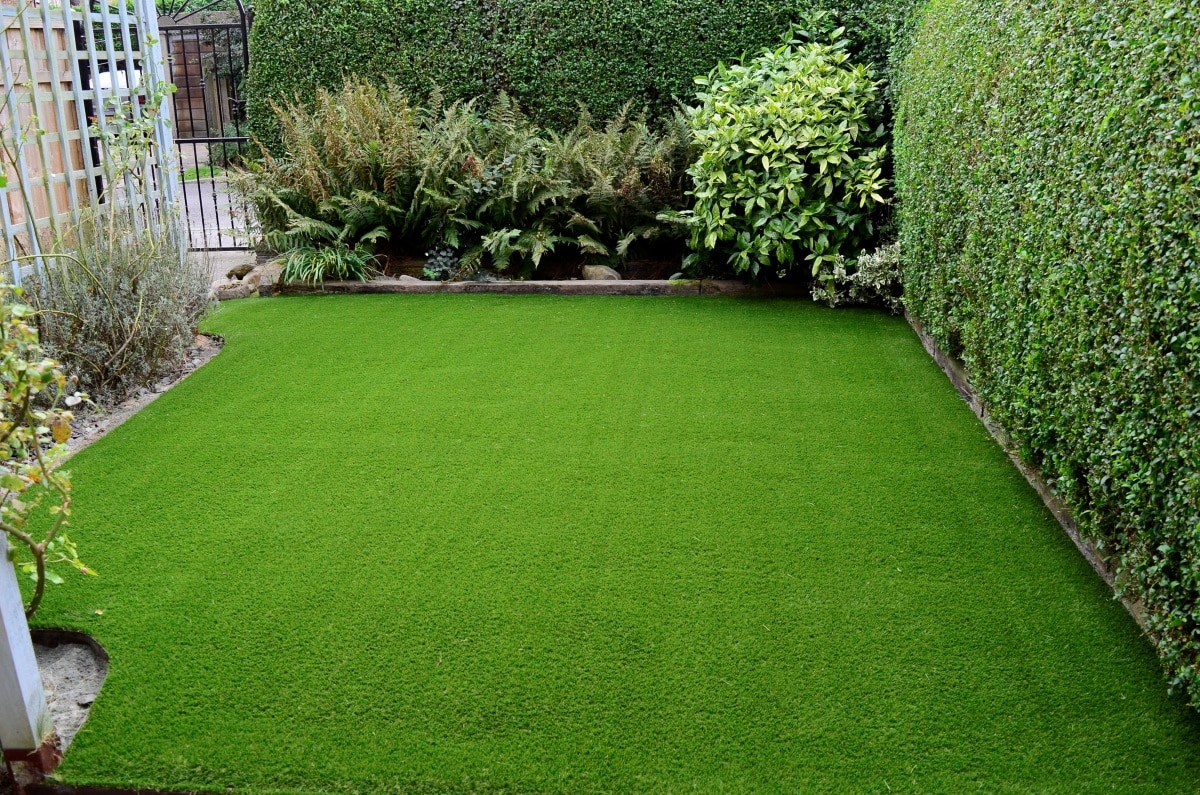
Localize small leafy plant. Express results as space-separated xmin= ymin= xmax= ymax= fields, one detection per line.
xmin=0 ymin=281 xmax=93 ymax=617
xmin=206 ymin=121 xmax=251 ymax=170
xmin=279 ymin=244 xmax=379 ymax=285
xmin=812 ymin=241 xmax=902 ymax=312
xmin=423 ymin=247 xmax=461 ymax=281
xmin=673 ymin=15 xmax=889 ymax=277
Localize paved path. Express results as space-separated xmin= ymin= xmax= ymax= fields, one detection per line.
xmin=192 ymin=249 xmax=256 ymax=285
xmin=181 ymin=176 xmax=245 ymax=249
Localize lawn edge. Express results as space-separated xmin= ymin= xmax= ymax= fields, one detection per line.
xmin=905 ymin=310 xmax=1149 ymax=632
xmin=63 ymin=334 xmax=225 ymax=461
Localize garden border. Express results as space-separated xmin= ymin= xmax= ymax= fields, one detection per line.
xmin=906 ymin=312 xmax=1148 ymax=632
xmin=63 ymin=336 xmax=224 ymax=460
xmin=273 ymin=278 xmax=806 ymax=297
xmin=29 ymin=784 xmax=168 ymax=795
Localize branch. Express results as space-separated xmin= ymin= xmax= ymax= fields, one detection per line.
xmin=25 ymin=545 xmax=45 ymax=619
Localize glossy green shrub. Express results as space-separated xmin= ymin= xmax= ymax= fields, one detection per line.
xmin=896 ymin=0 xmax=1200 ymax=705
xmin=677 ymin=23 xmax=888 ymax=277
xmin=245 ymin=0 xmax=918 ymax=153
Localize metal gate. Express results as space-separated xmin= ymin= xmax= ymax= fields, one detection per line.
xmin=158 ymin=2 xmax=251 ymax=250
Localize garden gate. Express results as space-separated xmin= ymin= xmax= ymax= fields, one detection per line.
xmin=158 ymin=1 xmax=252 ymax=250
xmin=0 ymin=0 xmax=177 ymax=283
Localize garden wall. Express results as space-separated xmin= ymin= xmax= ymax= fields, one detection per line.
xmin=895 ymin=0 xmax=1200 ymax=705
xmin=245 ymin=0 xmax=916 ymax=152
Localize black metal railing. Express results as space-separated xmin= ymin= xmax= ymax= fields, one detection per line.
xmin=160 ymin=12 xmax=250 ymax=249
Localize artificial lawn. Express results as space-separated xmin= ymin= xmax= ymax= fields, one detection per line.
xmin=35 ymin=295 xmax=1200 ymax=793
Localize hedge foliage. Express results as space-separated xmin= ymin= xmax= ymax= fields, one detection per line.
xmin=246 ymin=0 xmax=916 ymax=152
xmin=896 ymin=0 xmax=1200 ymax=705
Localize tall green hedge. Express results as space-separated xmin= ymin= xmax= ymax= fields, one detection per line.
xmin=896 ymin=0 xmax=1200 ymax=705
xmin=245 ymin=0 xmax=915 ymax=152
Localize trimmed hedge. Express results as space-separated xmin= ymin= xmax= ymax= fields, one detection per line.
xmin=246 ymin=0 xmax=916 ymax=152
xmin=896 ymin=0 xmax=1200 ymax=705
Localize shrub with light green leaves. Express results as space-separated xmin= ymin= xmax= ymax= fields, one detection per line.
xmin=677 ymin=20 xmax=889 ymax=277
xmin=896 ymin=0 xmax=1200 ymax=707
xmin=1 ymin=280 xmax=93 ymax=618
xmin=812 ymin=241 xmax=901 ymax=312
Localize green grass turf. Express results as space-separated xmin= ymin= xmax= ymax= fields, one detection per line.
xmin=34 ymin=295 xmax=1200 ymax=793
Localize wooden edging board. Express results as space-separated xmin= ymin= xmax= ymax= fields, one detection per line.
xmin=276 ymin=278 xmax=807 ymax=297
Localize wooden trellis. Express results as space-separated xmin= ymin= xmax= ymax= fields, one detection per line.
xmin=0 ymin=0 xmax=178 ymax=282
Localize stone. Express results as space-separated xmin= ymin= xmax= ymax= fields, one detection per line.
xmin=256 ymin=262 xmax=283 ymax=297
xmin=225 ymin=262 xmax=254 ymax=280
xmin=398 ymin=275 xmax=426 ymax=283
xmin=242 ymin=269 xmax=263 ymax=289
xmin=214 ymin=281 xmax=254 ymax=301
xmin=581 ymin=264 xmax=621 ymax=281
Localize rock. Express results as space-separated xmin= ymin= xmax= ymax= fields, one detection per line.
xmin=214 ymin=281 xmax=254 ymax=301
xmin=256 ymin=262 xmax=283 ymax=297
xmin=225 ymin=262 xmax=254 ymax=280
xmin=242 ymin=269 xmax=263 ymax=289
xmin=398 ymin=275 xmax=426 ymax=283
xmin=259 ymin=261 xmax=282 ymax=283
xmin=581 ymin=264 xmax=621 ymax=281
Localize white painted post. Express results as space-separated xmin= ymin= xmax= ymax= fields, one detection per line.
xmin=0 ymin=537 xmax=55 ymax=770
xmin=138 ymin=0 xmax=182 ymax=212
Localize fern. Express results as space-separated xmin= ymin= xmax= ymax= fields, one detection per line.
xmin=234 ymin=80 xmax=694 ymax=276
